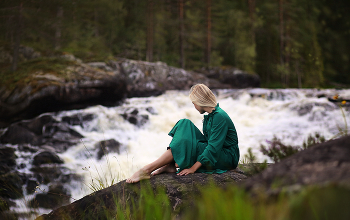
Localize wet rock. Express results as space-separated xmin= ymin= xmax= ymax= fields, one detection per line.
xmin=18 ymin=144 xmax=39 ymax=153
xmin=26 ymin=179 xmax=38 ymax=195
xmin=43 ymin=122 xmax=83 ymax=139
xmin=146 ymin=107 xmax=157 ymax=115
xmin=61 ymin=113 xmax=95 ymax=127
xmin=0 ymin=124 xmax=42 ymax=145
xmin=41 ymin=122 xmax=84 ymax=152
xmin=0 ymin=116 xmax=84 ymax=154
xmin=0 ymin=147 xmax=17 ymax=175
xmin=121 ymin=108 xmax=149 ymax=126
xmin=29 ymin=165 xmax=78 ymax=187
xmin=30 ymin=166 xmax=64 ymax=185
xmin=19 ymin=115 xmax=57 ymax=135
xmin=291 ymin=102 xmax=336 ymax=116
xmin=95 ymin=139 xmax=121 ymax=160
xmin=29 ymin=184 xmax=71 ymax=209
xmin=32 ymin=151 xmax=64 ymax=166
xmin=0 ymin=172 xmax=24 ymax=199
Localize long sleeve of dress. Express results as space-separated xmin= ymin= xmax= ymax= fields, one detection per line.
xmin=197 ymin=113 xmax=228 ymax=168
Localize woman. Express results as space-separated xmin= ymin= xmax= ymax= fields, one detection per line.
xmin=126 ymin=84 xmax=239 ymax=183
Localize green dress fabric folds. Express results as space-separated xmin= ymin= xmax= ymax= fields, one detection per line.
xmin=168 ymin=103 xmax=240 ymax=174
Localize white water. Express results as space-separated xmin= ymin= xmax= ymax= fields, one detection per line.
xmin=11 ymin=88 xmax=350 ymax=218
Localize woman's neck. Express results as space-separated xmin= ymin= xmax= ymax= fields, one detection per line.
xmin=203 ymin=106 xmax=215 ymax=113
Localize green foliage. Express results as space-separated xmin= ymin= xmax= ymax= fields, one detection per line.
xmin=115 ymin=184 xmax=171 ymax=220
xmin=302 ymin=132 xmax=326 ymax=149
xmin=240 ymin=148 xmax=268 ymax=176
xmin=333 ymin=102 xmax=349 ymax=139
xmin=184 ymin=185 xmax=255 ymax=220
xmin=260 ymin=132 xmax=326 ymax=163
xmin=1 ymin=0 xmax=350 ymax=87
xmin=110 ymin=184 xmax=350 ymax=220
xmin=0 ymin=57 xmax=75 ymax=89
xmin=82 ymin=142 xmax=121 ymax=193
xmin=288 ymin=185 xmax=350 ymax=220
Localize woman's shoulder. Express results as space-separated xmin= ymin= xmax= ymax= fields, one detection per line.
xmin=214 ymin=107 xmax=234 ymax=123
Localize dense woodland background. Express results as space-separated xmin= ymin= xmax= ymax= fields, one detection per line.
xmin=1 ymin=0 xmax=349 ymax=88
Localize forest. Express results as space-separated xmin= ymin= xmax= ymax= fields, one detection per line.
xmin=0 ymin=0 xmax=349 ymax=88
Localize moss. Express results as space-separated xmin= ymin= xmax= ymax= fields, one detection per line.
xmin=0 ymin=57 xmax=76 ymax=90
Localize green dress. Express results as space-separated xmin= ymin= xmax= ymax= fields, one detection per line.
xmin=168 ymin=103 xmax=240 ymax=174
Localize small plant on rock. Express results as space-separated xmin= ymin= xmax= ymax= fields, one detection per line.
xmin=260 ymin=132 xmax=326 ymax=163
xmin=239 ymin=148 xmax=268 ymax=176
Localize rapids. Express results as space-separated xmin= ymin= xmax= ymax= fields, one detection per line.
xmin=9 ymin=88 xmax=350 ymax=217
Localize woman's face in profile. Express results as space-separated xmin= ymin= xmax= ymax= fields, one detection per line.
xmin=192 ymin=102 xmax=205 ymax=114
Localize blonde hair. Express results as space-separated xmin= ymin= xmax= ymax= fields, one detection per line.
xmin=189 ymin=84 xmax=217 ymax=107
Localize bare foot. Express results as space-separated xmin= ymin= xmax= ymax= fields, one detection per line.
xmin=152 ymin=163 xmax=177 ymax=176
xmin=126 ymin=168 xmax=151 ymax=183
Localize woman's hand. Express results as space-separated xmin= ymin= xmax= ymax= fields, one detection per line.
xmin=177 ymin=161 xmax=202 ymax=176
xmin=177 ymin=168 xmax=195 ymax=176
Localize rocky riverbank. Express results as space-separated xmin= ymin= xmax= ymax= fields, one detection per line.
xmin=35 ymin=135 xmax=350 ymax=220
xmin=0 ymin=47 xmax=260 ymax=128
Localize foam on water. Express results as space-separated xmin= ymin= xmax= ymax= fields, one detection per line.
xmin=11 ymin=88 xmax=350 ymax=218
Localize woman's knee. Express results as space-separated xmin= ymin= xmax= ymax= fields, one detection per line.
xmin=177 ymin=118 xmax=193 ymax=125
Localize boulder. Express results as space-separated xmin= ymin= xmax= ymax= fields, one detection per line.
xmin=196 ymin=67 xmax=260 ymax=88
xmin=32 ymin=151 xmax=64 ymax=166
xmin=30 ymin=166 xmax=72 ymax=185
xmin=61 ymin=113 xmax=95 ymax=127
xmin=0 ymin=54 xmax=256 ymax=127
xmin=0 ymin=57 xmax=126 ymax=127
xmin=0 ymin=114 xmax=84 ymax=152
xmin=95 ymin=139 xmax=121 ymax=160
xmin=242 ymin=135 xmax=350 ymax=194
xmin=29 ymin=184 xmax=71 ymax=209
xmin=117 ymin=59 xmax=231 ymax=98
xmin=19 ymin=115 xmax=57 ymax=135
xmin=121 ymin=108 xmax=149 ymax=127
xmin=38 ymin=170 xmax=246 ymax=220
xmin=0 ymin=124 xmax=42 ymax=145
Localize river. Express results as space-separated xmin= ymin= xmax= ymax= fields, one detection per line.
xmin=10 ymin=88 xmax=350 ymax=218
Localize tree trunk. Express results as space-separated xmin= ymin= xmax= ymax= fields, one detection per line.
xmin=54 ymin=6 xmax=63 ymax=51
xmin=94 ymin=9 xmax=99 ymax=38
xmin=11 ymin=3 xmax=22 ymax=72
xmin=279 ymin=0 xmax=284 ymax=84
xmin=296 ymin=60 xmax=302 ymax=88
xmin=205 ymin=0 xmax=211 ymax=66
xmin=179 ymin=0 xmax=185 ymax=69
xmin=146 ymin=0 xmax=154 ymax=62
xmin=248 ymin=0 xmax=256 ymax=43
xmin=285 ymin=4 xmax=291 ymax=86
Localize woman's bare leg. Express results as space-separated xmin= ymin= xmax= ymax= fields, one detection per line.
xmin=152 ymin=162 xmax=177 ymax=176
xmin=126 ymin=149 xmax=175 ymax=183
